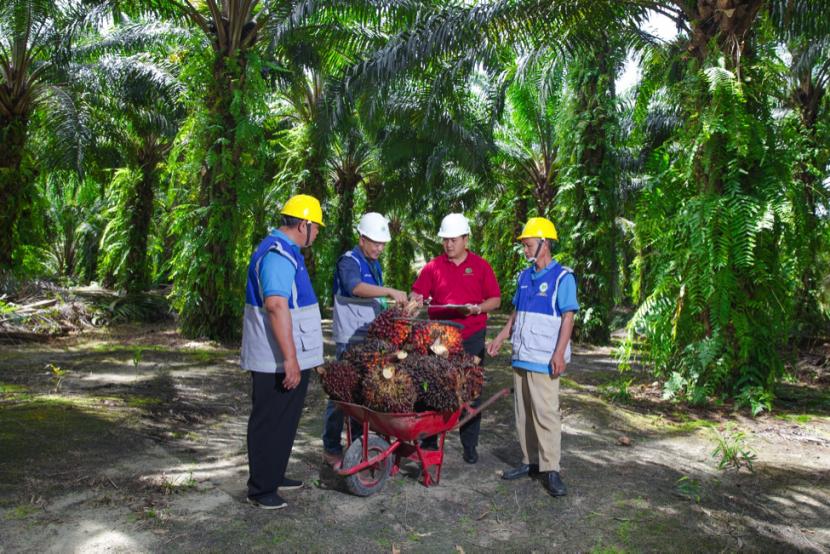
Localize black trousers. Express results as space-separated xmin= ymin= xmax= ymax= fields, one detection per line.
xmin=459 ymin=329 xmax=486 ymax=449
xmin=247 ymin=369 xmax=310 ymax=499
xmin=423 ymin=328 xmax=486 ymax=449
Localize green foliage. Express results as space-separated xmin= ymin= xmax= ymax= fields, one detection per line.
xmin=711 ymin=424 xmax=757 ymax=472
xmin=621 ymin=50 xmax=798 ymax=406
xmin=558 ymin=43 xmax=623 ymax=344
xmin=674 ymin=476 xmax=702 ymax=503
xmin=37 ymin=171 xmax=105 ymax=283
xmin=600 ymin=376 xmax=633 ymax=403
xmin=98 ymin=168 xmax=143 ymax=288
xmin=169 ymin=46 xmax=268 ymax=340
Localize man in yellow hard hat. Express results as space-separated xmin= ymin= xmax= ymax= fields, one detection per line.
xmin=486 ymin=217 xmax=578 ymax=498
xmin=241 ymin=194 xmax=324 ymax=509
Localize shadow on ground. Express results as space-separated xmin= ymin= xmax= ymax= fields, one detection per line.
xmin=1 ymin=322 xmax=828 ymax=552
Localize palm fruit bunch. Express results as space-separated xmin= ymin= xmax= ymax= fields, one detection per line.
xmin=404 ymin=321 xmax=463 ymax=357
xmin=319 ymin=360 xmax=363 ymax=404
xmin=428 ymin=322 xmax=463 ymax=355
xmin=400 ymin=355 xmax=462 ymax=412
xmin=452 ymin=353 xmax=485 ymax=402
xmin=361 ymin=364 xmax=418 ymax=413
xmin=403 ymin=321 xmax=434 ymax=355
xmin=366 ymin=307 xmax=412 ymax=348
xmin=343 ymin=338 xmax=395 ymax=371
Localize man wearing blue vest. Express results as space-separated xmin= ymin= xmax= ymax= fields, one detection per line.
xmin=322 ymin=212 xmax=408 ymax=466
xmin=241 ymin=194 xmax=325 ymax=510
xmin=487 ymin=217 xmax=578 ymax=497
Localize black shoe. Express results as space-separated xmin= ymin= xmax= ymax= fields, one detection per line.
xmin=546 ymin=471 xmax=567 ymax=497
xmin=278 ymin=477 xmax=303 ymax=490
xmin=462 ymin=445 xmax=478 ymax=464
xmin=501 ymin=463 xmax=538 ymax=480
xmin=247 ymin=493 xmax=287 ymax=510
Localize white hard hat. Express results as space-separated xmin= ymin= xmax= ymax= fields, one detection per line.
xmin=437 ymin=213 xmax=471 ymax=238
xmin=357 ymin=212 xmax=391 ymax=242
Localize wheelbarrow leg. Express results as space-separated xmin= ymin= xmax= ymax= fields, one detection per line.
xmin=411 ymin=431 xmax=448 ymax=487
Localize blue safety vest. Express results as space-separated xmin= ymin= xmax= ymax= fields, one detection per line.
xmin=241 ymin=233 xmax=323 ymax=372
xmin=332 ymin=246 xmax=384 ymax=344
xmin=511 ymin=262 xmax=573 ymax=372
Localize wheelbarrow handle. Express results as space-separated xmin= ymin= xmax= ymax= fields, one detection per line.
xmin=452 ymin=387 xmax=511 ymax=431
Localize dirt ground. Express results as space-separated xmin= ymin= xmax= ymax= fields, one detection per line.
xmin=1 ymin=319 xmax=829 ymax=553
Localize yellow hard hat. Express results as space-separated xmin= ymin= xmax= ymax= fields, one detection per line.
xmin=517 ymin=217 xmax=557 ymax=240
xmin=281 ymin=194 xmax=324 ymax=226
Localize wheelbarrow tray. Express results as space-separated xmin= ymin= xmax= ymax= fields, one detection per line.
xmin=333 ymin=401 xmax=463 ymax=442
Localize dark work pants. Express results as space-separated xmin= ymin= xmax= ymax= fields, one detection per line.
xmin=247 ymin=369 xmax=310 ymax=499
xmin=423 ymin=328 xmax=486 ymax=450
xmin=459 ymin=329 xmax=486 ymax=449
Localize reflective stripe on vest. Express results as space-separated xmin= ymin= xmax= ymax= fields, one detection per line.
xmin=510 ymin=263 xmax=573 ymax=371
xmin=241 ymin=233 xmax=323 ymax=373
xmin=332 ymin=247 xmax=383 ymax=344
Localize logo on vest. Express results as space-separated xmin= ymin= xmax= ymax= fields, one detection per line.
xmin=537 ymin=282 xmax=549 ymax=296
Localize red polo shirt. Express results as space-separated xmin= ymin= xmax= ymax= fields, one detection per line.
xmin=411 ymin=251 xmax=501 ymax=339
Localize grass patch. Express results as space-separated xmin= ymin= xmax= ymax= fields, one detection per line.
xmin=3 ymin=504 xmax=39 ymax=520
xmin=560 ymin=376 xmax=583 ymax=390
xmin=124 ymin=395 xmax=162 ymax=408
xmin=774 ymin=413 xmax=813 ymax=424
xmin=0 ymin=383 xmax=28 ymax=394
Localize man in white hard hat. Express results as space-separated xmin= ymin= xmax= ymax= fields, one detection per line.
xmin=410 ymin=213 xmax=501 ymax=464
xmin=322 ymin=212 xmax=408 ymax=466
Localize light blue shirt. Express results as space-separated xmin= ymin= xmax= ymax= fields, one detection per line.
xmin=512 ymin=261 xmax=578 ymax=374
xmin=260 ymin=230 xmax=297 ymax=298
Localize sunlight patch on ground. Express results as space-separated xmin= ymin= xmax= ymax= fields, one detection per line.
xmin=47 ymin=521 xmax=144 ymax=554
xmin=143 ymin=457 xmax=247 ymax=484
xmin=78 ymin=371 xmax=156 ymax=385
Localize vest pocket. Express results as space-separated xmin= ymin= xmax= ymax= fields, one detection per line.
xmin=524 ymin=324 xmax=556 ymax=353
xmin=297 ymin=318 xmax=323 ymax=352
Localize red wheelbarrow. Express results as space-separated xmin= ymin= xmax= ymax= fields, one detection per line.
xmin=334 ymin=387 xmax=510 ymax=496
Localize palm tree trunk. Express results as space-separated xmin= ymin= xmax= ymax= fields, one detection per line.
xmin=0 ymin=113 xmax=30 ymax=269
xmin=334 ymin=177 xmax=357 ymax=258
xmin=385 ymin=217 xmax=414 ymax=291
xmin=123 ymin=149 xmax=159 ymax=293
xmin=792 ymin=84 xmax=827 ymax=333
xmin=177 ymin=52 xmax=247 ymax=340
xmin=566 ymin=47 xmax=619 ymax=343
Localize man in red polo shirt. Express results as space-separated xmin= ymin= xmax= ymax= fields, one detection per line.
xmin=410 ymin=213 xmax=501 ymax=464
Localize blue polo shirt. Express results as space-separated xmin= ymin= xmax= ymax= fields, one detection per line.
xmin=512 ymin=261 xmax=579 ymax=373
xmin=260 ymin=230 xmax=297 ymax=298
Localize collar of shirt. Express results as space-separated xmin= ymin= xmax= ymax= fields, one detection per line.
xmin=270 ymin=228 xmax=298 ymax=250
xmin=440 ymin=251 xmax=471 ymax=267
xmin=352 ymin=245 xmax=382 ymax=282
xmin=531 ymin=259 xmax=559 ymax=280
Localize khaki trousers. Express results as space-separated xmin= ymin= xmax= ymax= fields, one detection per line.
xmin=513 ymin=368 xmax=561 ymax=472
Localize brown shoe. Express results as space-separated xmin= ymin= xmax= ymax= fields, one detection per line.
xmin=323 ymin=450 xmax=343 ymax=468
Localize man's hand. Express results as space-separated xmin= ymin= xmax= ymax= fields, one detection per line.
xmin=409 ymin=292 xmax=424 ymax=306
xmin=282 ymin=357 xmax=301 ymax=389
xmin=486 ymin=336 xmax=505 ymax=357
xmin=459 ymin=303 xmax=482 ymax=316
xmin=550 ymin=350 xmax=566 ymax=377
xmin=387 ymin=288 xmax=408 ymax=304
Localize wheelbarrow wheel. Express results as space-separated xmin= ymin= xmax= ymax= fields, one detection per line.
xmin=342 ymin=435 xmax=392 ymax=497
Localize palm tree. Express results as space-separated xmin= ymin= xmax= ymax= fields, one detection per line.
xmin=87 ymin=51 xmax=184 ymax=292
xmin=493 ymin=57 xmax=565 ymax=217
xmin=0 ymin=0 xmax=90 ymax=270
xmin=779 ymin=29 xmax=830 ymax=334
